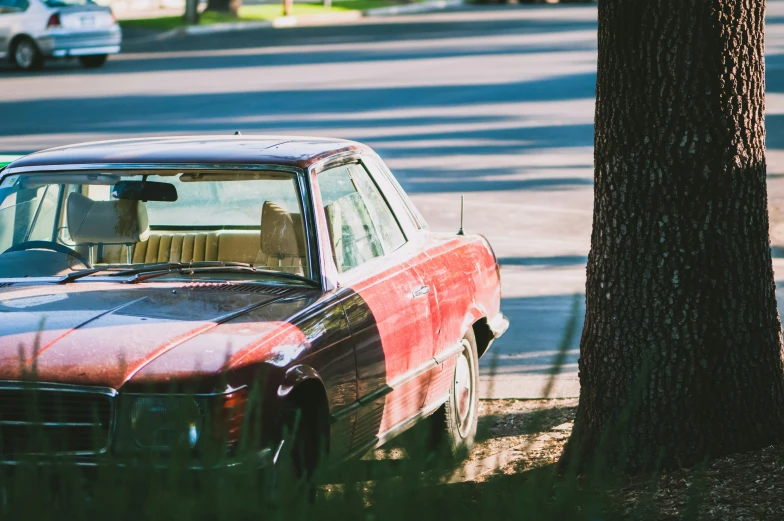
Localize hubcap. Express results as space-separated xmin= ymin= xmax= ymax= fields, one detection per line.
xmin=15 ymin=41 xmax=34 ymax=69
xmin=454 ymin=345 xmax=473 ymax=437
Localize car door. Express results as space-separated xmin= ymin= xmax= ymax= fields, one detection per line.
xmin=317 ymin=162 xmax=435 ymax=454
xmin=0 ymin=0 xmax=24 ymax=56
xmin=361 ymin=157 xmax=449 ymax=405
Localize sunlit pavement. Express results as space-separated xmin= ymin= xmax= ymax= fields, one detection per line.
xmin=5 ymin=3 xmax=784 ymax=398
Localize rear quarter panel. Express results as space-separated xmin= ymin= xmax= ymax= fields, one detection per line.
xmin=419 ymin=232 xmax=500 ymax=406
xmin=424 ymin=232 xmax=501 ymax=350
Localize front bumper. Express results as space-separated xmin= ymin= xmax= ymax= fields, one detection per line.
xmin=0 ymin=447 xmax=274 ymax=471
xmin=37 ymin=29 xmax=122 ymax=58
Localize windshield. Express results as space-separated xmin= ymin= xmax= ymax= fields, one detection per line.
xmin=0 ymin=170 xmax=312 ymax=282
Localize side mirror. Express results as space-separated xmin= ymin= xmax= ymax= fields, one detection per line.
xmin=112 ymin=180 xmax=178 ymax=202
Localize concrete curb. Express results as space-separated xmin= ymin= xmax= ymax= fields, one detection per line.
xmin=182 ymin=19 xmax=272 ymax=35
xmin=365 ymin=0 xmax=464 ymax=16
xmin=128 ymin=0 xmax=465 ymax=39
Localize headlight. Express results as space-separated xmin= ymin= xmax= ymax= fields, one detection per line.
xmin=128 ymin=396 xmax=203 ymax=449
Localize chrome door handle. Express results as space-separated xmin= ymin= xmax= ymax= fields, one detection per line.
xmin=412 ymin=285 xmax=430 ymax=298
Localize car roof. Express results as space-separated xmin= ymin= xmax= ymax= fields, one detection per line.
xmin=5 ymin=135 xmax=371 ymax=172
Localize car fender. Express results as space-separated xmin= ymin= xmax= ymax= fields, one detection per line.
xmin=461 ymin=301 xmax=488 ymax=341
xmin=9 ymin=33 xmax=36 ymax=52
xmin=277 ymin=363 xmax=328 ymax=404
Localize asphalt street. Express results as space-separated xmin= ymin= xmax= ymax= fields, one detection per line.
xmin=5 ymin=3 xmax=784 ymax=398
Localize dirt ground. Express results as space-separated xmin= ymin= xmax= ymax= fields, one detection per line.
xmin=358 ymin=398 xmax=578 ymax=483
xmin=466 ymin=398 xmax=577 ymax=479
xmin=462 ymin=399 xmax=784 ymax=520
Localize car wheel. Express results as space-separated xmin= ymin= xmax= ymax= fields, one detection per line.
xmin=403 ymin=330 xmax=479 ymax=461
xmin=11 ymin=37 xmax=43 ymax=71
xmin=272 ymin=396 xmax=326 ymax=500
xmin=441 ymin=330 xmax=479 ymax=456
xmin=78 ymin=54 xmax=108 ymax=69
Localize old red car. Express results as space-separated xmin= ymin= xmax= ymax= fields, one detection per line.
xmin=0 ymin=136 xmax=507 ymax=474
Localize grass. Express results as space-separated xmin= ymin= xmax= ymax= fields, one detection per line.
xmin=0 ymin=155 xmax=21 ymax=168
xmin=0 ymin=395 xmax=615 ymax=521
xmin=1 ymin=294 xmax=776 ymax=520
xmin=119 ymin=0 xmax=417 ymax=31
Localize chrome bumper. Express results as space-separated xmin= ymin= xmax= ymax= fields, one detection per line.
xmin=0 ymin=447 xmax=274 ymax=471
xmin=37 ymin=30 xmax=122 ymax=58
xmin=52 ymin=45 xmax=120 ymax=57
xmin=488 ymin=312 xmax=509 ymax=339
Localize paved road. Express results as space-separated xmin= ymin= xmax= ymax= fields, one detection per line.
xmin=5 ymin=4 xmax=784 ymax=398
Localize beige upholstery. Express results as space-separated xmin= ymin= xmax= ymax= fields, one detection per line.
xmin=258 ymin=201 xmax=306 ymax=270
xmin=67 ymin=193 xmax=150 ymax=245
xmin=96 ymin=202 xmax=307 ymax=275
xmin=325 ymin=201 xmax=344 ymax=270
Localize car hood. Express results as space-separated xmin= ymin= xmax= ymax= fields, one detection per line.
xmin=0 ymin=282 xmax=316 ymax=390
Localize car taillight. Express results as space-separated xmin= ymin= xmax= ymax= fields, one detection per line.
xmin=46 ymin=12 xmax=61 ymax=28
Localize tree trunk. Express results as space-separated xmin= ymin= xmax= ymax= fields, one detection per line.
xmin=206 ymin=0 xmax=241 ymax=16
xmin=184 ymin=0 xmax=199 ymax=25
xmin=562 ymin=0 xmax=784 ymax=473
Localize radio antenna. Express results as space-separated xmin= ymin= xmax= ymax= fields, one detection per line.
xmin=457 ymin=195 xmax=465 ymax=236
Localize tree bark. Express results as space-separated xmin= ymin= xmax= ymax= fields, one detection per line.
xmin=562 ymin=0 xmax=784 ymax=473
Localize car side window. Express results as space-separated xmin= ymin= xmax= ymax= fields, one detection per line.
xmin=320 ymin=164 xmax=406 ymax=273
xmin=0 ymin=0 xmax=29 ymax=12
xmin=363 ymin=157 xmax=421 ymax=232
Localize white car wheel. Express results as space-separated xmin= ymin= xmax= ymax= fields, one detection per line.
xmin=12 ymin=38 xmax=43 ymax=71
xmin=401 ymin=330 xmax=480 ymax=461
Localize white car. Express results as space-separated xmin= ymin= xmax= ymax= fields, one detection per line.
xmin=0 ymin=0 xmax=121 ymax=70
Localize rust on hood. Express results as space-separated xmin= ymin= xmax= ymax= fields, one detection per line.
xmin=0 ymin=282 xmax=318 ymax=391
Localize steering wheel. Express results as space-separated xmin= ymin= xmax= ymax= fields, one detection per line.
xmin=3 ymin=241 xmax=93 ymax=269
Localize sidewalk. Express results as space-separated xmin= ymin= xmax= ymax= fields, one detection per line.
xmin=119 ymin=0 xmax=466 ymax=39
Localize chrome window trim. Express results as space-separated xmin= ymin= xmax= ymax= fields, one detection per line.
xmin=308 ymin=151 xmax=361 ymax=177
xmin=310 ymin=152 xmax=417 ymax=281
xmin=4 ymin=163 xmax=303 ymax=175
xmin=366 ymin=154 xmax=429 ymax=230
xmin=358 ymin=156 xmax=418 ymax=242
xmin=296 ymin=166 xmax=323 ymax=288
xmin=308 ymin=154 xmax=363 ymax=290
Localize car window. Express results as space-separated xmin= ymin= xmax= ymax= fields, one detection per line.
xmin=362 ymin=157 xmax=419 ymax=233
xmin=83 ymin=176 xmax=300 ymax=227
xmin=320 ymin=164 xmax=406 ymax=273
xmin=0 ymin=0 xmax=28 ymax=11
xmin=0 ymin=172 xmax=312 ymax=280
xmin=28 ymin=185 xmax=61 ymax=242
xmin=0 ymin=184 xmax=58 ymax=251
